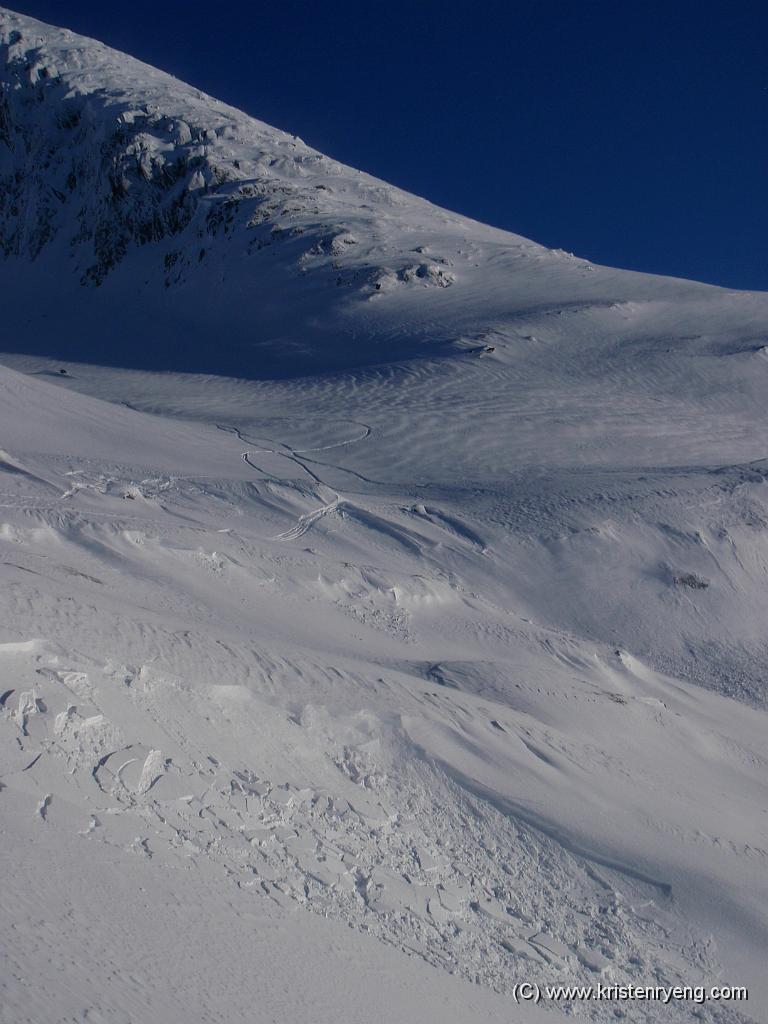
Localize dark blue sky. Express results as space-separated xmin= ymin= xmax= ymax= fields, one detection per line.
xmin=12 ymin=1 xmax=768 ymax=290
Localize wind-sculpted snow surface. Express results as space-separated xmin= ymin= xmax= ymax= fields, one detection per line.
xmin=1 ymin=365 xmax=766 ymax=1024
xmin=1 ymin=8 xmax=768 ymax=1024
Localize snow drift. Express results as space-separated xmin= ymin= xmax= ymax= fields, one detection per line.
xmin=1 ymin=8 xmax=767 ymax=1024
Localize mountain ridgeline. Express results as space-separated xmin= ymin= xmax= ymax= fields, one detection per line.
xmin=0 ymin=9 xmax=492 ymax=374
xmin=5 ymin=6 xmax=762 ymax=381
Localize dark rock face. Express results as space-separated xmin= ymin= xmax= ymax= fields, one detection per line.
xmin=0 ymin=43 xmax=244 ymax=284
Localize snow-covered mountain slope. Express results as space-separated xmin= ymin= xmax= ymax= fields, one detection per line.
xmin=2 ymin=6 xmax=768 ymax=379
xmin=1 ymin=8 xmax=768 ymax=1024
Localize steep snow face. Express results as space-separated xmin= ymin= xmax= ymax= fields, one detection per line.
xmin=0 ymin=5 xmax=492 ymax=373
xmin=2 ymin=6 xmax=767 ymax=378
xmin=2 ymin=8 xmax=768 ymax=1024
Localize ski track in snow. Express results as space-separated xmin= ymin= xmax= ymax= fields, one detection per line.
xmin=217 ymin=418 xmax=372 ymax=540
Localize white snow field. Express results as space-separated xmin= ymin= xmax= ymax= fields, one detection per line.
xmin=1 ymin=8 xmax=768 ymax=1024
